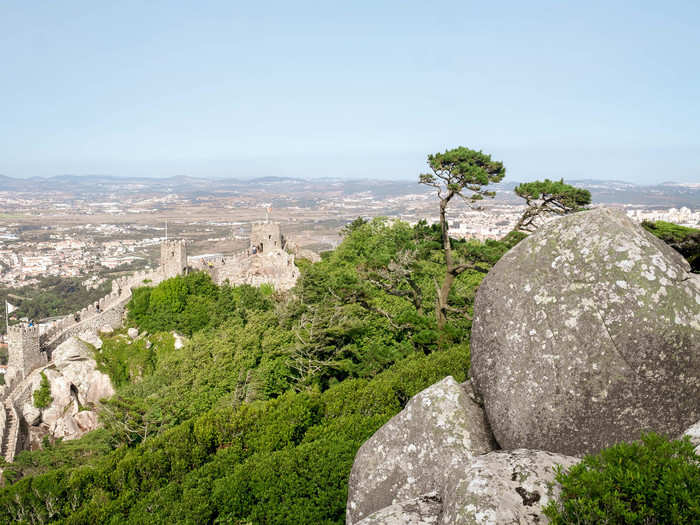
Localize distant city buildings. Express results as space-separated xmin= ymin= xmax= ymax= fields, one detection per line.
xmin=0 ymin=183 xmax=695 ymax=288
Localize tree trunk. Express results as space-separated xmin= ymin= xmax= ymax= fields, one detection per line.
xmin=436 ymin=196 xmax=454 ymax=330
xmin=436 ymin=271 xmax=454 ymax=329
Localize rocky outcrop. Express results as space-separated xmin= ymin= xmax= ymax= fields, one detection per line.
xmin=471 ymin=207 xmax=700 ymax=456
xmin=346 ymin=381 xmax=580 ymax=525
xmin=25 ymin=337 xmax=114 ymax=445
xmin=347 ymin=377 xmax=497 ymax=524
xmin=441 ymin=449 xmax=579 ymax=524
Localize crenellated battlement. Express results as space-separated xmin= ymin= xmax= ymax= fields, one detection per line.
xmin=7 ymin=324 xmax=39 ymax=338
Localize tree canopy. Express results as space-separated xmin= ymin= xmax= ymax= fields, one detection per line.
xmin=514 ymin=178 xmax=591 ymax=232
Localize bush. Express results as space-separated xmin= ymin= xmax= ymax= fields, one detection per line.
xmin=544 ymin=432 xmax=700 ymax=524
xmin=642 ymin=220 xmax=700 ymax=272
xmin=33 ymin=372 xmax=52 ymax=409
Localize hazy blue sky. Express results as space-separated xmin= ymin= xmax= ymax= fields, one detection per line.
xmin=1 ymin=1 xmax=699 ymax=183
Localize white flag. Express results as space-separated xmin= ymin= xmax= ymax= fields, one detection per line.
xmin=6 ymin=301 xmax=17 ymax=314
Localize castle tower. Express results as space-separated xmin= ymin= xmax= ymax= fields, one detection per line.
xmin=160 ymin=240 xmax=188 ymax=278
xmin=7 ymin=324 xmax=45 ymax=378
xmin=250 ymin=222 xmax=285 ymax=253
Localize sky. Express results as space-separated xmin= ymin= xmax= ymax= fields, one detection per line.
xmin=1 ymin=1 xmax=699 ymax=184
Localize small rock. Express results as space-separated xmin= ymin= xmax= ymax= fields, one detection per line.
xmin=145 ymin=340 xmax=152 ymax=349
xmin=98 ymin=325 xmax=114 ymax=334
xmin=22 ymin=403 xmax=42 ymax=426
xmin=127 ymin=327 xmax=139 ymax=339
xmin=173 ymin=332 xmax=185 ymax=350
xmin=441 ymin=449 xmax=579 ymax=524
xmin=73 ymin=411 xmax=98 ymax=432
xmin=77 ymin=330 xmax=102 ymax=350
xmin=356 ymin=493 xmax=441 ymax=525
xmin=682 ymin=420 xmax=700 ymax=455
xmin=346 ymin=377 xmax=496 ymax=524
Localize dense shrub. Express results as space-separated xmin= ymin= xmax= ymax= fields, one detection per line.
xmin=0 ymin=346 xmax=469 ymax=524
xmin=33 ymin=372 xmax=52 ymax=409
xmin=127 ymin=273 xmax=273 ymax=336
xmin=544 ymin=433 xmax=700 ymax=524
xmin=642 ymin=220 xmax=700 ymax=272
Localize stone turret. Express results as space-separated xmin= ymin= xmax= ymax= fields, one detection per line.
xmin=160 ymin=240 xmax=187 ymax=279
xmin=7 ymin=324 xmax=45 ymax=379
xmin=250 ymin=222 xmax=285 ymax=253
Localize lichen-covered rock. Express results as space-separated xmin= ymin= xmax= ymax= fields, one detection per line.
xmin=441 ymin=449 xmax=579 ymax=525
xmin=471 ymin=207 xmax=700 ymax=456
xmin=356 ymin=493 xmax=442 ymax=525
xmin=346 ymin=377 xmax=497 ymax=525
xmin=682 ymin=420 xmax=700 ymax=455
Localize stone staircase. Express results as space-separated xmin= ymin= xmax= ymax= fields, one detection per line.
xmin=0 ymin=404 xmax=12 ymax=459
xmin=1 ymin=401 xmax=18 ymax=463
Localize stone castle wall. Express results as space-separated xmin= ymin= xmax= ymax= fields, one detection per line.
xmin=203 ymin=249 xmax=300 ymax=291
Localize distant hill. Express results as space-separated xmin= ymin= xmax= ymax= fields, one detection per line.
xmin=0 ymin=174 xmax=697 ymax=208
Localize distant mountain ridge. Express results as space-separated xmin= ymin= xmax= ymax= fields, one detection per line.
xmin=0 ymin=174 xmax=697 ymax=207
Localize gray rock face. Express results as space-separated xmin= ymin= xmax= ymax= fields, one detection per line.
xmin=356 ymin=493 xmax=441 ymax=525
xmin=471 ymin=208 xmax=700 ymax=455
xmin=346 ymin=377 xmax=496 ymax=525
xmin=441 ymin=449 xmax=579 ymax=524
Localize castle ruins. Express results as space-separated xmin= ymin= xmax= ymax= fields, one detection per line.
xmin=0 ymin=221 xmax=303 ymax=464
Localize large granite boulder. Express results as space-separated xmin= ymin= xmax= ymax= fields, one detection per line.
xmin=440 ymin=449 xmax=579 ymax=524
xmin=471 ymin=208 xmax=700 ymax=456
xmin=347 ymin=377 xmax=497 ymax=525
